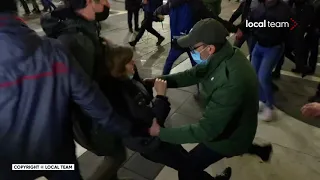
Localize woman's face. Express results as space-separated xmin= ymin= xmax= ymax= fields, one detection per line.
xmin=125 ymin=60 xmax=135 ymax=76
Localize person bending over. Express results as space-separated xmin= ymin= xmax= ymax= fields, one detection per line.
xmin=100 ymin=45 xmax=232 ymax=180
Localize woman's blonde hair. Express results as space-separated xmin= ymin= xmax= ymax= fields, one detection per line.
xmin=106 ymin=45 xmax=134 ymax=78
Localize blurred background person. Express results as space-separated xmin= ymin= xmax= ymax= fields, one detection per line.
xmin=19 ymin=0 xmax=41 ymax=15
xmin=125 ymin=0 xmax=141 ymax=33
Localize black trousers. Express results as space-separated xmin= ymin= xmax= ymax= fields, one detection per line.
xmin=133 ymin=12 xmax=161 ymax=43
xmin=274 ymin=44 xmax=295 ymax=73
xmin=142 ymin=143 xmax=227 ymax=180
xmin=127 ymin=10 xmax=139 ymax=30
xmin=305 ymin=30 xmax=320 ymax=72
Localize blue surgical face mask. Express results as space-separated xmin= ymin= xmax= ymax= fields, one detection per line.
xmin=191 ymin=47 xmax=209 ymax=64
xmin=191 ymin=51 xmax=205 ymax=64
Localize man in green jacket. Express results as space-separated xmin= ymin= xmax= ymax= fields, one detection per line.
xmin=148 ymin=18 xmax=259 ymax=180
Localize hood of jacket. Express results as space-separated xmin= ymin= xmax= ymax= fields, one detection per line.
xmin=0 ymin=13 xmax=42 ymax=65
xmin=40 ymin=7 xmax=98 ymax=38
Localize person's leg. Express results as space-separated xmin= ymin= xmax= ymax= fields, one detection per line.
xmin=41 ymin=0 xmax=49 ymax=11
xmin=292 ymin=28 xmax=309 ymax=74
xmin=129 ymin=12 xmax=148 ymax=46
xmin=162 ymin=47 xmax=185 ymax=75
xmin=273 ymin=49 xmax=285 ymax=79
xmin=251 ymin=44 xmax=266 ymax=105
xmin=19 ymin=0 xmax=31 ymax=15
xmin=140 ymin=142 xmax=189 ymax=170
xmin=258 ymin=44 xmax=284 ymax=121
xmin=144 ymin=13 xmax=164 ymax=45
xmin=30 ymin=0 xmax=41 ymax=13
xmin=134 ymin=9 xmax=140 ymax=31
xmin=178 ymin=143 xmax=231 ymax=180
xmin=307 ymin=31 xmax=319 ymax=74
xmin=127 ymin=10 xmax=133 ymax=32
xmin=48 ymin=0 xmax=57 ymax=11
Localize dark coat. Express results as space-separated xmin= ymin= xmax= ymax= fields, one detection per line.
xmin=0 ymin=13 xmax=130 ymax=179
xmin=99 ymin=74 xmax=171 ymax=153
xmin=125 ymin=0 xmax=142 ymax=11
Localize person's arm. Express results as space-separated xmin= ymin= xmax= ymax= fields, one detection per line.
xmin=159 ymin=64 xmax=204 ymax=88
xmin=158 ymin=84 xmax=245 ymax=144
xmin=152 ymin=95 xmax=171 ymax=126
xmin=229 ymin=1 xmax=245 ymax=23
xmin=59 ymin=47 xmax=131 ymax=136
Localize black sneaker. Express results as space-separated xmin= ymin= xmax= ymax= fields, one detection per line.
xmin=129 ymin=41 xmax=136 ymax=47
xmin=156 ymin=36 xmax=165 ymax=46
xmin=215 ymin=167 xmax=232 ymax=180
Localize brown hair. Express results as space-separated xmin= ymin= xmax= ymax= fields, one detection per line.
xmin=106 ymin=45 xmax=134 ymax=78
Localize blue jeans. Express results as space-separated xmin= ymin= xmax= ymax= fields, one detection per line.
xmin=162 ymin=47 xmax=196 ymax=75
xmin=178 ymin=143 xmax=229 ymax=180
xmin=251 ymin=43 xmax=284 ymax=109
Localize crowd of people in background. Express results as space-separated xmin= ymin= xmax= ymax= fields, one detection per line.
xmin=0 ymin=0 xmax=320 ymax=180
xmin=19 ymin=0 xmax=59 ymax=15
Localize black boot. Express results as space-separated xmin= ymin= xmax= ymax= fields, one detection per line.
xmin=156 ymin=36 xmax=165 ymax=46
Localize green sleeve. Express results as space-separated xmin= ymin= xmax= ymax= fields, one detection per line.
xmin=159 ymin=84 xmax=244 ymax=144
xmin=159 ymin=64 xmax=204 ymax=88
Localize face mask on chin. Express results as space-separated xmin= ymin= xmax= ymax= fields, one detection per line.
xmin=95 ymin=5 xmax=110 ymax=21
xmin=128 ymin=74 xmax=134 ymax=79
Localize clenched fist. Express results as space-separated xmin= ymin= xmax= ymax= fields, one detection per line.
xmin=154 ymin=78 xmax=167 ymax=96
xmin=301 ymin=102 xmax=320 ymax=118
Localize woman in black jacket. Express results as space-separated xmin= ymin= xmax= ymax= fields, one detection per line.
xmin=125 ymin=0 xmax=141 ymax=32
xmin=99 ymin=45 xmax=192 ymax=172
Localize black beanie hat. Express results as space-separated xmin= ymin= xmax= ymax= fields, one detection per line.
xmin=0 ymin=0 xmax=18 ymax=13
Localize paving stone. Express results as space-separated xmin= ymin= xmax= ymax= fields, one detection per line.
xmin=117 ymin=168 xmax=150 ymax=180
xmin=123 ymin=153 xmax=164 ymax=180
